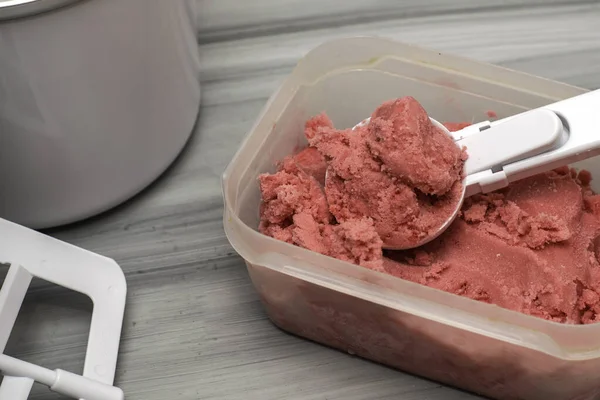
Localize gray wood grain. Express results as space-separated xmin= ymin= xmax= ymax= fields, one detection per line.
xmin=3 ymin=1 xmax=600 ymax=399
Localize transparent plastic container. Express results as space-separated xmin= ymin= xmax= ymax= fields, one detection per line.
xmin=222 ymin=37 xmax=600 ymax=400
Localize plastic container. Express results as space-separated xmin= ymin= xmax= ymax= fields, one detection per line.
xmin=222 ymin=37 xmax=600 ymax=400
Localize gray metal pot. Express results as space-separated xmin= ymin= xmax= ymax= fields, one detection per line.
xmin=0 ymin=0 xmax=201 ymax=229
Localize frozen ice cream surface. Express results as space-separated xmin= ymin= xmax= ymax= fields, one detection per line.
xmin=259 ymin=155 xmax=384 ymax=271
xmin=258 ymin=97 xmax=600 ymax=324
xmin=386 ymin=167 xmax=600 ymax=324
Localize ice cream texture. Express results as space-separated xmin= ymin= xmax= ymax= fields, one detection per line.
xmin=307 ymin=97 xmax=467 ymax=249
xmin=258 ymin=97 xmax=600 ymax=324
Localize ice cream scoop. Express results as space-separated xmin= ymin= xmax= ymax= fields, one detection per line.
xmin=328 ymin=89 xmax=600 ymax=250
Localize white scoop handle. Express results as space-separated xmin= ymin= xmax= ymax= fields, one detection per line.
xmin=455 ymin=110 xmax=565 ymax=177
xmin=462 ymin=89 xmax=600 ymax=196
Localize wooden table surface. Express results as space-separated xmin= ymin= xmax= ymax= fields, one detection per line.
xmin=4 ymin=1 xmax=600 ymax=399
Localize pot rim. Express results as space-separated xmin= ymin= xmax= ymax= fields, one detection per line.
xmin=0 ymin=0 xmax=85 ymax=21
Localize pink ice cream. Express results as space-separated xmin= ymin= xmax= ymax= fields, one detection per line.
xmin=384 ymin=167 xmax=600 ymax=324
xmin=259 ymin=155 xmax=384 ymax=271
xmin=304 ymin=97 xmax=466 ymax=249
xmin=258 ymin=97 xmax=600 ymax=324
